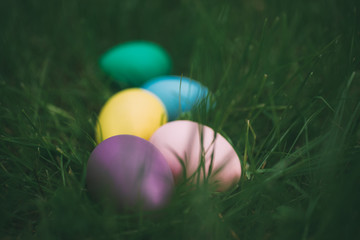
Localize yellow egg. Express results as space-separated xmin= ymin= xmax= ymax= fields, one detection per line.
xmin=95 ymin=88 xmax=167 ymax=143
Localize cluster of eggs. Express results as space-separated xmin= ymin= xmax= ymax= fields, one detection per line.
xmin=86 ymin=41 xmax=241 ymax=210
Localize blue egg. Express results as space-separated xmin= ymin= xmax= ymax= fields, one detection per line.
xmin=141 ymin=76 xmax=209 ymax=120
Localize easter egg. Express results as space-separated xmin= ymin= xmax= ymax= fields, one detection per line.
xmin=100 ymin=41 xmax=172 ymax=86
xmin=142 ymin=76 xmax=209 ymax=120
xmin=86 ymin=135 xmax=174 ymax=210
xmin=149 ymin=120 xmax=241 ymax=192
xmin=95 ymin=88 xmax=167 ymax=143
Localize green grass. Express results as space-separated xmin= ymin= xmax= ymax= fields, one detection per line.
xmin=1 ymin=0 xmax=360 ymax=239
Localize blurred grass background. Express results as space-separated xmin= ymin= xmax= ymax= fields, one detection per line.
xmin=1 ymin=0 xmax=360 ymax=239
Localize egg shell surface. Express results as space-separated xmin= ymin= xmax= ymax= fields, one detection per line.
xmin=96 ymin=88 xmax=167 ymax=143
xmin=142 ymin=76 xmax=209 ymax=120
xmin=149 ymin=120 xmax=241 ymax=192
xmin=86 ymin=135 xmax=174 ymax=210
xmin=100 ymin=41 xmax=172 ymax=86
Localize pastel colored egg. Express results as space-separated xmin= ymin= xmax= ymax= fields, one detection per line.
xmin=100 ymin=41 xmax=172 ymax=86
xmin=149 ymin=120 xmax=241 ymax=192
xmin=142 ymin=76 xmax=209 ymax=120
xmin=86 ymin=135 xmax=174 ymax=210
xmin=95 ymin=88 xmax=167 ymax=143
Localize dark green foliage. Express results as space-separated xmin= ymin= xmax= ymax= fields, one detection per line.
xmin=1 ymin=0 xmax=359 ymax=239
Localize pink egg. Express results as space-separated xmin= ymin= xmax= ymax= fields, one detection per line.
xmin=149 ymin=120 xmax=241 ymax=191
xmin=86 ymin=135 xmax=174 ymax=210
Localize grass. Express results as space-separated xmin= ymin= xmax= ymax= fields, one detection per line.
xmin=1 ymin=0 xmax=360 ymax=239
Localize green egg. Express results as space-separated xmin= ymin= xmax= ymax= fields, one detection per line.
xmin=100 ymin=41 xmax=172 ymax=86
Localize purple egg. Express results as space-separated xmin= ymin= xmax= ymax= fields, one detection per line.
xmin=86 ymin=135 xmax=174 ymax=210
